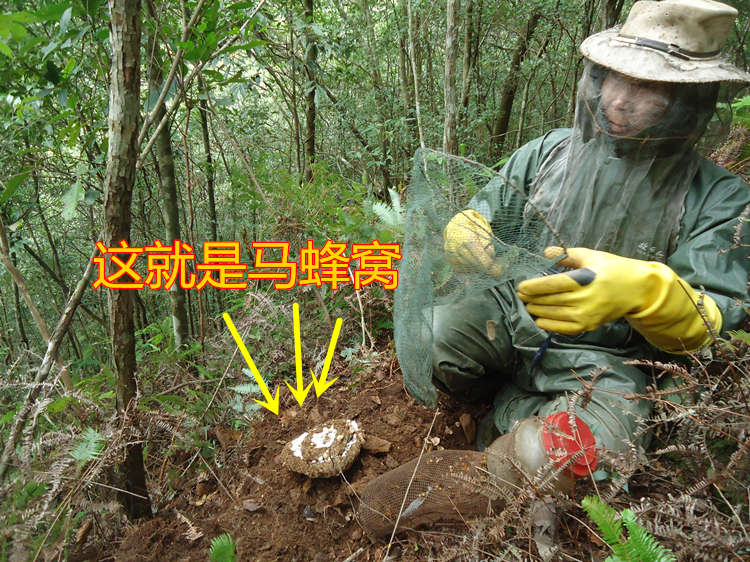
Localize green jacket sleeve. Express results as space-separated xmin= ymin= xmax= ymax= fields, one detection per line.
xmin=667 ymin=158 xmax=750 ymax=331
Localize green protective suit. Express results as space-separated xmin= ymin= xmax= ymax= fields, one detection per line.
xmin=430 ymin=64 xmax=750 ymax=453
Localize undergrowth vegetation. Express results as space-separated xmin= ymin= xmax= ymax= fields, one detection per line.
xmin=0 ymin=159 xmax=401 ymax=560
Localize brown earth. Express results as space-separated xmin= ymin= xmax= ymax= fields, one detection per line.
xmin=113 ymin=355 xmax=494 ymax=561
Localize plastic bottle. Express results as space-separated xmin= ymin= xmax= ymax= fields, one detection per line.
xmin=485 ymin=412 xmax=598 ymax=491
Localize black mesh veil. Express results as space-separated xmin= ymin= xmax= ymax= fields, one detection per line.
xmin=526 ymin=62 xmax=719 ymax=259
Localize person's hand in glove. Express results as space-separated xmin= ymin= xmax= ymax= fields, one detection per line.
xmin=443 ymin=210 xmax=503 ymax=276
xmin=517 ymin=246 xmax=722 ymax=353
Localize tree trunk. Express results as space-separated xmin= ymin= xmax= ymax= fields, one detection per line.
xmin=459 ymin=0 xmax=475 ymax=122
xmin=567 ymin=0 xmax=597 ymax=123
xmin=0 ymin=285 xmax=15 ymax=361
xmin=599 ymin=0 xmax=625 ymax=29
xmin=104 ymin=0 xmax=151 ymax=520
xmin=443 ymin=0 xmax=459 ymax=155
xmin=489 ymin=9 xmax=540 ymax=162
xmin=399 ymin=34 xmax=416 ymax=162
xmin=12 ymin=258 xmax=29 ymax=349
xmin=288 ymin=5 xmax=302 ymax=176
xmin=146 ymin=26 xmax=189 ymax=350
xmin=198 ymin=100 xmax=218 ymax=243
xmin=303 ymin=0 xmax=316 ymax=183
xmin=198 ymin=83 xmax=224 ymax=314
xmin=407 ymin=0 xmax=425 ymax=148
xmin=362 ymin=0 xmax=393 ymax=194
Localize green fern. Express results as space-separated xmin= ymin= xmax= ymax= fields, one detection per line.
xmin=70 ymin=428 xmax=105 ymax=463
xmin=621 ymin=510 xmax=676 ymax=562
xmin=727 ymin=329 xmax=750 ymax=345
xmin=209 ymin=533 xmax=236 ymax=562
xmin=371 ymin=188 xmax=405 ymax=231
xmin=582 ymin=496 xmax=676 ymax=562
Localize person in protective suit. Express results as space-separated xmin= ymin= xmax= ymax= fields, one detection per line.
xmin=432 ymin=0 xmax=750 ymax=459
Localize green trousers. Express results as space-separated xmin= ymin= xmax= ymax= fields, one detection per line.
xmin=431 ymin=281 xmax=656 ymax=453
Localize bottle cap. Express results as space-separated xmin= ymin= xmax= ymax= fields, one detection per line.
xmin=541 ymin=412 xmax=598 ymax=478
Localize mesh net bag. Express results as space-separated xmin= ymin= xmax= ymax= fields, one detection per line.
xmin=357 ymin=449 xmax=499 ymax=538
xmin=357 ymin=416 xmax=595 ymax=538
xmin=394 ymin=148 xmax=559 ymax=407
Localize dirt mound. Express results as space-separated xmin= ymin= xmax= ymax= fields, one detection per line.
xmin=115 ymin=355 xmax=486 ymax=561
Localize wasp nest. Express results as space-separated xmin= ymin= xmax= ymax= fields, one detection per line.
xmin=280 ymin=419 xmax=364 ymax=478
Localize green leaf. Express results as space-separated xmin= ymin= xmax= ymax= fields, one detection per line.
xmin=0 ymin=169 xmax=30 ymax=204
xmin=62 ymin=56 xmax=75 ymax=76
xmin=47 ymin=396 xmax=73 ymax=414
xmin=176 ymin=40 xmax=194 ymax=52
xmin=0 ymin=40 xmax=12 ymax=58
xmin=10 ymin=11 xmax=39 ymax=24
xmin=61 ymin=180 xmax=84 ymax=220
xmin=0 ymin=405 xmax=18 ymax=424
xmin=209 ymin=533 xmax=236 ymax=562
xmin=59 ymin=6 xmax=72 ymax=35
xmin=41 ymin=40 xmax=59 ymax=59
xmin=241 ymin=39 xmax=265 ymax=50
xmin=727 ymin=330 xmax=750 ymax=345
xmin=45 ymin=59 xmax=61 ymax=84
xmin=35 ymin=3 xmax=71 ymax=22
xmin=84 ymin=188 xmax=98 ymax=205
xmin=83 ymin=0 xmax=105 ymax=17
xmin=228 ymin=1 xmax=258 ymax=10
xmin=621 ymin=510 xmax=676 ymax=562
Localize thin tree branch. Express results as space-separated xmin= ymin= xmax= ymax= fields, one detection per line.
xmin=0 ymin=249 xmax=97 ymax=481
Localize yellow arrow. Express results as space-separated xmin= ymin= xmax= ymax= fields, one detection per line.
xmin=222 ymin=312 xmax=280 ymax=415
xmin=285 ymin=303 xmax=313 ymax=405
xmin=311 ymin=317 xmax=342 ymax=397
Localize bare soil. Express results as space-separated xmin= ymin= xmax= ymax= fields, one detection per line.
xmin=113 ymin=355 xmax=492 ymax=561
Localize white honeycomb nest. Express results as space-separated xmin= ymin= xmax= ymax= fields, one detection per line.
xmin=280 ymin=418 xmax=364 ymax=478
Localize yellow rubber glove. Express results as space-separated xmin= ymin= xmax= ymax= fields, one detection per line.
xmin=443 ymin=210 xmax=503 ymax=276
xmin=517 ymin=246 xmax=722 ymax=353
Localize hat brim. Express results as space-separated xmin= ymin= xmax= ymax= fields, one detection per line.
xmin=580 ymin=28 xmax=750 ymax=83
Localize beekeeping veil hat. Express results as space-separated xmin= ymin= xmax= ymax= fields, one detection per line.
xmin=580 ymin=0 xmax=750 ymax=83
xmin=523 ymin=0 xmax=750 ymax=259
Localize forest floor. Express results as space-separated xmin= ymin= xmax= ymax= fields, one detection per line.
xmin=108 ymin=350 xmax=610 ymax=561
xmin=111 ymin=353 xmax=489 ymax=561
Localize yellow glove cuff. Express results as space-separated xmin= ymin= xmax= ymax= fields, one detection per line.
xmin=626 ymin=262 xmax=722 ymax=353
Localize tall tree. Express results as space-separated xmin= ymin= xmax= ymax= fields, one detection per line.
xmin=146 ymin=13 xmax=189 ymax=349
xmin=443 ymin=0 xmax=459 ymax=154
xmin=198 ymin=82 xmax=223 ymax=313
xmin=459 ymin=0 xmax=477 ymax=121
xmin=489 ymin=9 xmax=540 ymax=161
xmin=303 ymin=0 xmax=316 ymax=183
xmin=361 ymin=0 xmax=393 ymax=193
xmin=104 ymin=0 xmax=152 ymax=519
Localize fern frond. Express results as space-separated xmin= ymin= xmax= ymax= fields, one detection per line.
xmin=209 ymin=533 xmax=236 ymax=562
xmin=581 ymin=495 xmax=623 ymax=547
xmin=621 ymin=510 xmax=676 ymax=562
xmin=70 ymin=428 xmax=105 ymax=462
xmin=371 ymin=201 xmax=401 ymax=227
xmin=387 ymin=187 xmax=403 ymax=217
